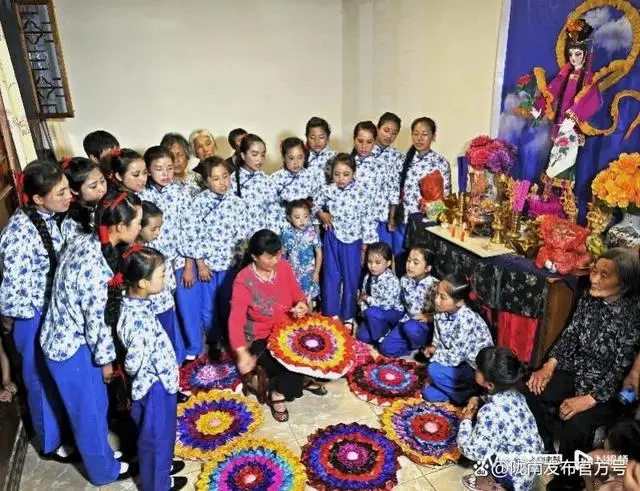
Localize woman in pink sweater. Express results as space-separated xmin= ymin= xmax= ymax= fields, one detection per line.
xmin=229 ymin=229 xmax=326 ymax=422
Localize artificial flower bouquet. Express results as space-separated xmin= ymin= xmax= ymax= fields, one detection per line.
xmin=465 ymin=135 xmax=518 ymax=174
xmin=591 ymin=153 xmax=640 ymax=213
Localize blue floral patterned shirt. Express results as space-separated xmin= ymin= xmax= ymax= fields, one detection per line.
xmin=307 ymin=146 xmax=337 ymax=185
xmin=40 ymin=234 xmax=116 ymax=365
xmin=270 ymin=167 xmax=324 ymax=232
xmin=402 ymin=150 xmax=451 ymax=221
xmin=431 ymin=305 xmax=493 ymax=368
xmin=361 ymin=268 xmax=402 ymax=311
xmin=400 ymin=275 xmax=438 ymax=322
xmin=457 ymin=390 xmax=545 ymax=491
xmin=60 ymin=215 xmax=88 ymax=246
xmin=354 ymin=154 xmax=394 ymax=223
xmin=0 ymin=209 xmax=64 ymax=319
xmin=116 ymin=296 xmax=179 ymax=400
xmin=139 ymin=182 xmax=189 ymax=270
xmin=312 ymin=182 xmax=378 ymax=244
xmin=183 ymin=190 xmax=250 ymax=271
xmin=281 ymin=224 xmax=321 ymax=299
xmin=231 ymin=167 xmax=279 ymax=235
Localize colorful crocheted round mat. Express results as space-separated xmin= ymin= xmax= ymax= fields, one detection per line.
xmin=196 ymin=439 xmax=306 ymax=491
xmin=349 ymin=339 xmax=377 ymax=372
xmin=347 ymin=357 xmax=426 ymax=406
xmin=301 ymin=422 xmax=402 ymax=491
xmin=175 ymin=390 xmax=263 ymax=461
xmin=180 ymin=355 xmax=242 ymax=394
xmin=381 ymin=398 xmax=462 ymax=466
xmin=268 ymin=314 xmax=355 ymax=379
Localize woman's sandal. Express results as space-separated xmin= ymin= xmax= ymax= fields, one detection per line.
xmin=267 ymin=393 xmax=289 ymax=423
xmin=461 ymin=474 xmax=505 ymax=491
xmin=303 ymin=380 xmax=328 ymax=396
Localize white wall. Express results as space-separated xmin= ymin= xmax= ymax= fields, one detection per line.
xmin=55 ymin=0 xmax=344 ymax=172
xmin=342 ymin=0 xmax=504 ymax=184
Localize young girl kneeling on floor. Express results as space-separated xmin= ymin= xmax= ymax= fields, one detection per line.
xmin=423 ymin=273 xmax=493 ymax=404
xmin=458 ymin=347 xmax=544 ymax=491
xmin=113 ymin=245 xmax=186 ymax=491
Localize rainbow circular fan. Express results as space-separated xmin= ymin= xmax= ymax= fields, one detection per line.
xmin=347 ymin=357 xmax=426 ymax=406
xmin=180 ymin=355 xmax=242 ymax=394
xmin=382 ymin=398 xmax=462 ymax=465
xmin=175 ymin=390 xmax=262 ymax=461
xmin=301 ymin=422 xmax=402 ymax=491
xmin=196 ymin=439 xmax=306 ymax=491
xmin=267 ymin=314 xmax=355 ymax=379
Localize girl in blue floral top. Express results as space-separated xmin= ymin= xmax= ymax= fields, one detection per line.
xmin=458 ymin=347 xmax=544 ymax=491
xmin=113 ymin=246 xmax=186 ymax=491
xmin=0 ymin=160 xmax=72 ymax=460
xmin=270 ymin=137 xmax=323 ymax=233
xmin=185 ymin=157 xmax=250 ymax=349
xmin=357 ymin=242 xmax=402 ymax=345
xmin=423 ymin=273 xmax=493 ymax=405
xmin=60 ymin=157 xmax=108 ymax=245
xmin=137 ymin=201 xmax=185 ymax=365
xmin=314 ymin=154 xmax=378 ymax=327
xmin=305 ymin=116 xmax=337 ymax=185
xmin=281 ymin=199 xmax=322 ymax=303
xmin=40 ymin=191 xmax=141 ymax=485
xmin=231 ymin=134 xmax=279 ymax=235
xmin=379 ymin=247 xmax=438 ymax=357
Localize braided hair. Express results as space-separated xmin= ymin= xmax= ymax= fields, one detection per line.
xmin=63 ymin=157 xmax=105 ymax=233
xmin=20 ymin=159 xmax=68 ymax=315
xmin=234 ymin=134 xmax=265 ymax=198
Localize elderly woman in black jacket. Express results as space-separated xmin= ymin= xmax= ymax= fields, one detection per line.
xmin=523 ymin=248 xmax=640 ymax=491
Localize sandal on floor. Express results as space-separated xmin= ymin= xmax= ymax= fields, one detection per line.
xmin=462 ymin=474 xmax=504 ymax=491
xmin=303 ymin=380 xmax=328 ymax=396
xmin=267 ymin=393 xmax=289 ymax=423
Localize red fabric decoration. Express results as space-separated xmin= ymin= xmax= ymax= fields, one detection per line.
xmin=61 ymin=157 xmax=72 ymax=170
xmin=468 ymin=291 xmax=478 ymax=301
xmin=418 ymin=171 xmax=444 ymax=202
xmin=103 ymin=192 xmax=127 ymax=209
xmin=15 ymin=172 xmax=29 ymax=205
xmin=98 ymin=225 xmax=110 ymax=245
xmin=535 ymin=216 xmax=590 ymax=274
xmin=496 ymin=311 xmax=538 ymax=363
xmin=122 ymin=243 xmax=144 ymax=259
xmin=107 ymin=272 xmax=124 ymax=288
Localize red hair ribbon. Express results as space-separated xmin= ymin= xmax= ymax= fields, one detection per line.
xmin=14 ymin=172 xmax=29 ymax=205
xmin=103 ymin=192 xmax=127 ymax=209
xmin=61 ymin=157 xmax=73 ymax=170
xmin=464 ymin=275 xmax=479 ymax=301
xmin=107 ymin=272 xmax=124 ymax=288
xmin=109 ymin=148 xmax=123 ymax=158
xmin=98 ymin=225 xmax=110 ymax=245
xmin=122 ymin=244 xmax=144 ymax=259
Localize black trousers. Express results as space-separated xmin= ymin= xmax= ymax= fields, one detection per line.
xmin=522 ymin=370 xmax=617 ymax=489
xmin=250 ymin=339 xmax=304 ymax=401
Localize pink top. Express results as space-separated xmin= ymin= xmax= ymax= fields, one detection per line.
xmin=229 ymin=259 xmax=306 ymax=350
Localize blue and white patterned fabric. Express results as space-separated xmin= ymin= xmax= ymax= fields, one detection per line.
xmin=312 ymin=182 xmax=378 ymax=245
xmin=401 ymin=150 xmax=451 ymax=221
xmin=0 ymin=209 xmax=64 ymax=319
xmin=430 ymin=305 xmax=493 ymax=368
xmin=116 ymin=296 xmax=178 ymax=400
xmin=307 ymin=146 xmax=337 ymax=185
xmin=40 ymin=234 xmax=116 ymax=365
xmin=270 ymin=167 xmax=324 ymax=232
xmin=149 ymin=262 xmax=176 ymax=315
xmin=354 ymin=154 xmax=394 ymax=222
xmin=457 ymin=389 xmax=545 ymax=491
xmin=373 ymin=144 xmax=403 ymax=216
xmin=183 ymin=190 xmax=250 ymax=271
xmin=281 ymin=224 xmax=321 ymax=299
xmin=400 ymin=275 xmax=438 ymax=322
xmin=60 ymin=214 xmax=89 ymax=246
xmin=361 ymin=268 xmax=402 ymax=311
xmin=139 ymin=182 xmax=189 ymax=270
xmin=230 ymin=167 xmax=278 ymax=235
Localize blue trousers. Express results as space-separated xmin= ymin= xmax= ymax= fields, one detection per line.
xmin=199 ymin=269 xmax=233 ymax=345
xmin=46 ymin=344 xmax=120 ymax=485
xmin=423 ymin=361 xmax=478 ymax=405
xmin=357 ymin=307 xmax=403 ymax=345
xmin=175 ymin=267 xmax=202 ymax=357
xmin=13 ymin=312 xmax=67 ymax=454
xmin=157 ymin=308 xmax=185 ymax=364
xmin=321 ymin=231 xmax=361 ymax=320
xmin=131 ymin=382 xmax=177 ymax=491
xmin=379 ymin=319 xmax=433 ymax=358
xmin=377 ymin=221 xmax=405 ymax=258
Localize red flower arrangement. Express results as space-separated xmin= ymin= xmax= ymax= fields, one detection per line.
xmin=465 ymin=136 xmax=518 ymax=174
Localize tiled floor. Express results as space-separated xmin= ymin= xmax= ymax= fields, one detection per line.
xmin=18 ymin=376 xmax=551 ymax=490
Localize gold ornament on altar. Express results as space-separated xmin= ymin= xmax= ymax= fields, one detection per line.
xmin=586 ymin=202 xmax=612 ymax=258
